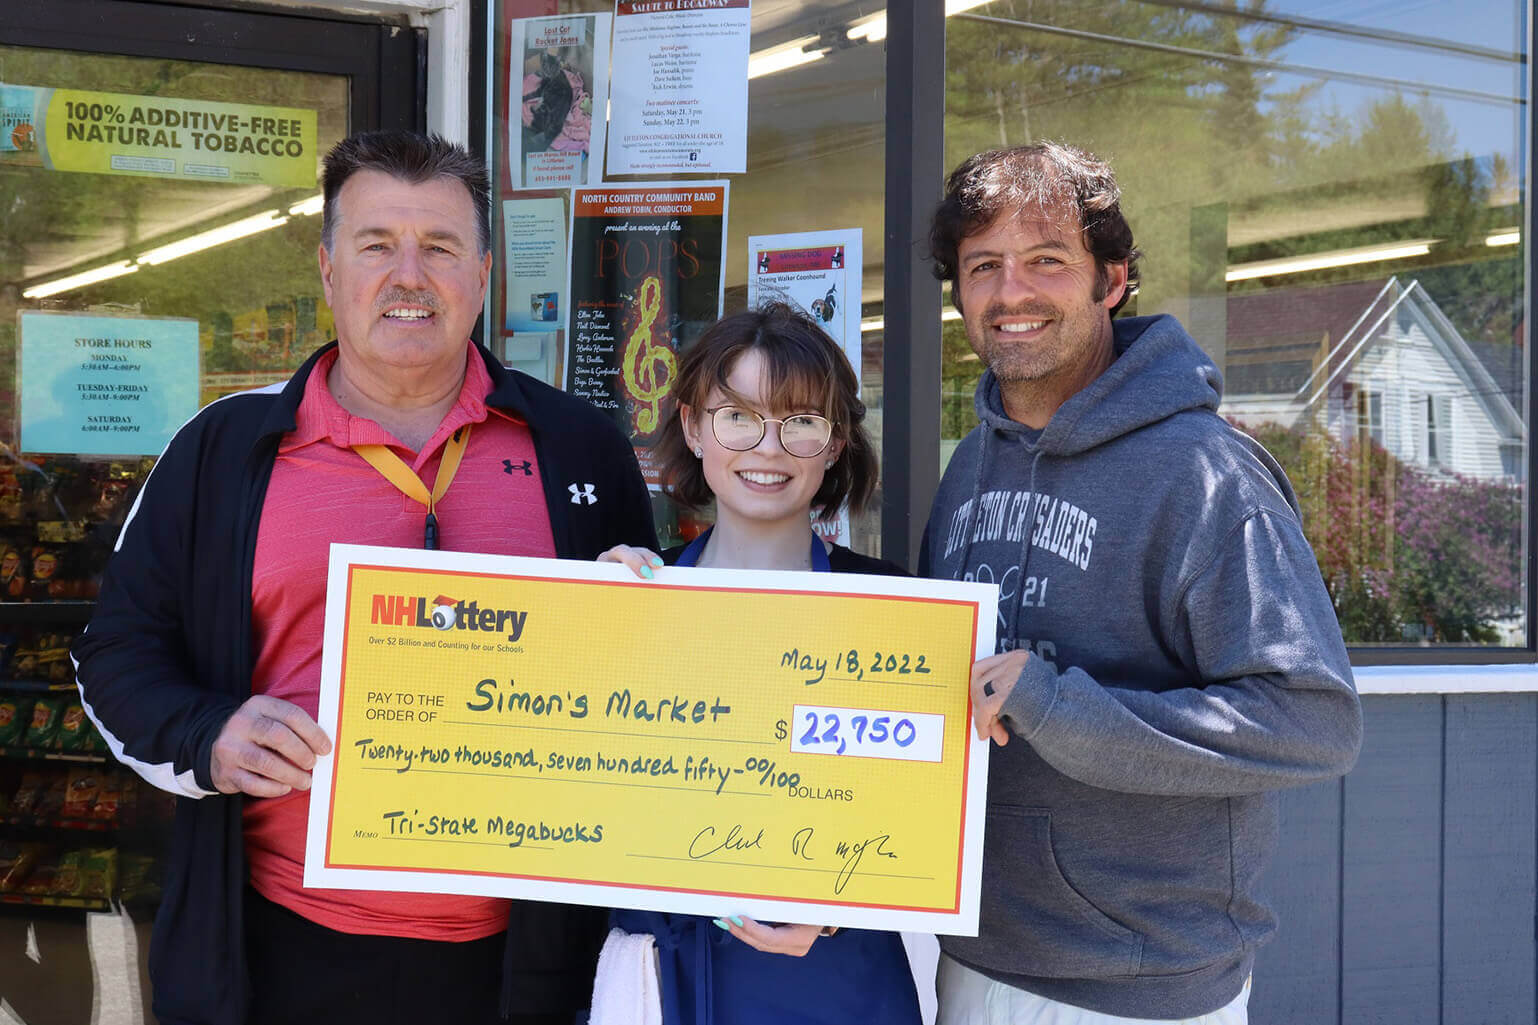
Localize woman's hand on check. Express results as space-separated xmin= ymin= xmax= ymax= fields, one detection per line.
xmin=598 ymin=544 xmax=665 ymax=580
xmin=712 ymin=916 xmax=827 ymax=957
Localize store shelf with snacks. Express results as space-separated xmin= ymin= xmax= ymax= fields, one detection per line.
xmin=0 ymin=746 xmax=108 ymax=765
xmin=0 ymin=892 xmax=111 ymax=913
xmin=0 ymin=683 xmax=106 ymax=754
xmin=0 ymin=631 xmax=87 ymax=690
xmin=0 ymin=842 xmax=121 ymax=912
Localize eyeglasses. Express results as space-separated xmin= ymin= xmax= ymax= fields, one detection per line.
xmin=704 ymin=406 xmax=835 ymax=458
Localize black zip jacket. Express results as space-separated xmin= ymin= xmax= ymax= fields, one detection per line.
xmin=73 ymin=342 xmax=658 ymax=1025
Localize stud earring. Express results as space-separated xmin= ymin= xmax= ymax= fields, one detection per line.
xmin=694 ymin=447 xmax=703 ymax=458
xmin=824 ymin=459 xmax=834 ymax=469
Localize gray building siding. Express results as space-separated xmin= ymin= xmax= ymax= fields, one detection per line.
xmin=1252 ymin=694 xmax=1537 ymax=1024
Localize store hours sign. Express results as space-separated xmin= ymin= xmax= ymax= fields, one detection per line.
xmin=18 ymin=311 xmax=200 ymax=457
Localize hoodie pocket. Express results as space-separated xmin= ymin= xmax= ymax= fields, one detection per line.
xmin=963 ymin=806 xmax=1143 ymax=980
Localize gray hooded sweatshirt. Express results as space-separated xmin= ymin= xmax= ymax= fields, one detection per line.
xmin=920 ymin=314 xmax=1361 ymax=1019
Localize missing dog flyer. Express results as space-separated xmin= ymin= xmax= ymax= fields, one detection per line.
xmin=563 ymin=183 xmax=728 ymax=486
xmin=510 ymin=13 xmax=610 ymax=189
xmin=747 ymin=229 xmax=864 ymax=544
xmin=606 ymin=1 xmax=750 ymax=175
xmin=747 ymin=229 xmax=863 ymax=379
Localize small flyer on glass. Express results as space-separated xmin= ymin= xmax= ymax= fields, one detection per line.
xmin=606 ymin=0 xmax=750 ymax=175
xmin=498 ymin=197 xmax=568 ymax=385
xmin=747 ymin=229 xmax=864 ymax=543
xmin=563 ymin=183 xmax=728 ymax=487
xmin=510 ymin=13 xmax=610 ymax=190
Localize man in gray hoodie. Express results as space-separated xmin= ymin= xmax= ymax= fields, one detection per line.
xmin=919 ymin=143 xmax=1362 ymax=1023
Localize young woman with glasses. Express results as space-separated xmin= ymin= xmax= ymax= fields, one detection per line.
xmin=594 ymin=303 xmax=923 ymax=1025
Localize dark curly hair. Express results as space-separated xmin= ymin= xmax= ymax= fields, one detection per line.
xmin=929 ymin=142 xmax=1141 ymax=315
xmin=656 ymin=303 xmax=878 ymax=517
xmin=321 ymin=130 xmax=491 ymax=256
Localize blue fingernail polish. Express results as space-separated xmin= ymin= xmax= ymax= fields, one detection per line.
xmin=712 ymin=919 xmax=730 ymax=930
xmin=730 ymin=916 xmax=744 ymax=926
xmin=651 ymin=556 xmax=664 ymax=567
xmin=641 ymin=565 xmax=654 ymax=579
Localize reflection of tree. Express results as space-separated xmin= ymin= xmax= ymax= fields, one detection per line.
xmin=1241 ymin=420 xmax=1521 ymax=644
xmin=943 ymin=6 xmax=1526 ymax=645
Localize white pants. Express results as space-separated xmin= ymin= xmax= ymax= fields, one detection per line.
xmin=936 ymin=955 xmax=1250 ymax=1025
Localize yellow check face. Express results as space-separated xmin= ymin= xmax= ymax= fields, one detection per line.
xmin=321 ymin=559 xmax=985 ymax=921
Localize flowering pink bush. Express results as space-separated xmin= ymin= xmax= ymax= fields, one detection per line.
xmin=1237 ymin=421 xmax=1522 ymax=644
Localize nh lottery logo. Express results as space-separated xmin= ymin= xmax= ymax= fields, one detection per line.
xmin=369 ymin=592 xmax=529 ymax=641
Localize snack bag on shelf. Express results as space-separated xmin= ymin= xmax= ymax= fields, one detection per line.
xmin=11 ymin=769 xmax=49 ymax=814
xmin=52 ymin=849 xmax=83 ymax=896
xmin=0 ymin=547 xmax=27 ymax=600
xmin=27 ymin=547 xmax=60 ymax=602
xmin=91 ymin=775 xmax=121 ymax=820
xmin=23 ymin=695 xmax=63 ymax=747
xmin=55 ymin=702 xmax=89 ymax=751
xmin=35 ymin=775 xmax=67 ymax=817
xmin=0 ymin=694 xmax=32 ymax=746
xmin=0 ymin=842 xmax=44 ymax=892
xmin=20 ymin=850 xmax=62 ymax=895
xmin=75 ymin=848 xmax=116 ymax=900
xmin=61 ymin=768 xmax=99 ymax=818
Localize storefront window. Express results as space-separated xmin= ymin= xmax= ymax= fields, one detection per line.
xmin=488 ymin=0 xmax=888 ymax=554
xmin=0 ymin=42 xmax=345 ymax=1018
xmin=943 ymin=0 xmax=1527 ymax=649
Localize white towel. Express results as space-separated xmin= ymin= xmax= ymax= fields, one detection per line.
xmin=589 ymin=927 xmax=663 ymax=1025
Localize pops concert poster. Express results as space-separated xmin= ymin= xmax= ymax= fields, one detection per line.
xmin=563 ymin=183 xmax=728 ymax=487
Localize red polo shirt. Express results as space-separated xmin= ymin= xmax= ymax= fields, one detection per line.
xmin=244 ymin=344 xmax=555 ymax=939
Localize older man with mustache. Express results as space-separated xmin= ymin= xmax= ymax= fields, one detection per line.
xmin=74 ymin=131 xmax=655 ymax=1025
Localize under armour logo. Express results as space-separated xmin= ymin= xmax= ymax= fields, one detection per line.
xmin=568 ymin=483 xmax=597 ymax=505
xmin=503 ymin=459 xmax=533 ymax=476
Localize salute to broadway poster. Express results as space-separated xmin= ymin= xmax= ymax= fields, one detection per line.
xmin=564 ymin=183 xmax=728 ymax=485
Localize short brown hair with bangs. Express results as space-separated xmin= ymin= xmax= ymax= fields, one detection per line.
xmin=657 ymin=303 xmax=878 ymax=517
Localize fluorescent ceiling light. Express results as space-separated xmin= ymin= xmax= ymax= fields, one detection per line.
xmin=748 ymin=36 xmax=824 ymax=79
xmin=847 ymin=15 xmax=887 ymax=42
xmin=136 ymin=210 xmax=289 ymax=266
xmin=760 ymin=1 xmax=996 ymax=78
xmin=23 ymin=261 xmax=139 ymax=299
xmin=845 ymin=1 xmax=991 ymax=46
xmin=1225 ymin=240 xmax=1435 ymax=282
xmin=288 ymin=194 xmax=324 ymax=217
xmin=1486 ymin=229 xmax=1521 ymax=247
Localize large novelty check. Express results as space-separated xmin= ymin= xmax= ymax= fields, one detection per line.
xmin=305 ymin=544 xmax=997 ymax=933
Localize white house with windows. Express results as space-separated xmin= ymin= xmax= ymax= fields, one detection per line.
xmin=1220 ymin=276 xmax=1525 ymax=481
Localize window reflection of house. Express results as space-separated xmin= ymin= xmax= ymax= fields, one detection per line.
xmin=1221 ymin=277 xmax=1525 ymax=481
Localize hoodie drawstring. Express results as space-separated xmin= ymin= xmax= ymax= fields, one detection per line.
xmin=954 ymin=429 xmax=1045 ymax=653
xmin=1007 ymin=448 xmax=1045 ymax=648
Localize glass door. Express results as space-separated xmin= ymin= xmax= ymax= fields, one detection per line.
xmin=0 ymin=3 xmax=418 ymax=1021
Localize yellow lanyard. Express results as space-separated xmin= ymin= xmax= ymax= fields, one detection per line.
xmin=354 ymin=425 xmax=471 ymax=550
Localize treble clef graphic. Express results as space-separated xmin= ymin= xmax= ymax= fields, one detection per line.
xmin=621 ymin=274 xmax=676 ymax=435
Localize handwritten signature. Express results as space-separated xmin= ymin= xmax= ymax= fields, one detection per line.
xmin=688 ymin=823 xmax=766 ymax=860
xmin=834 ymin=833 xmax=898 ymax=894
